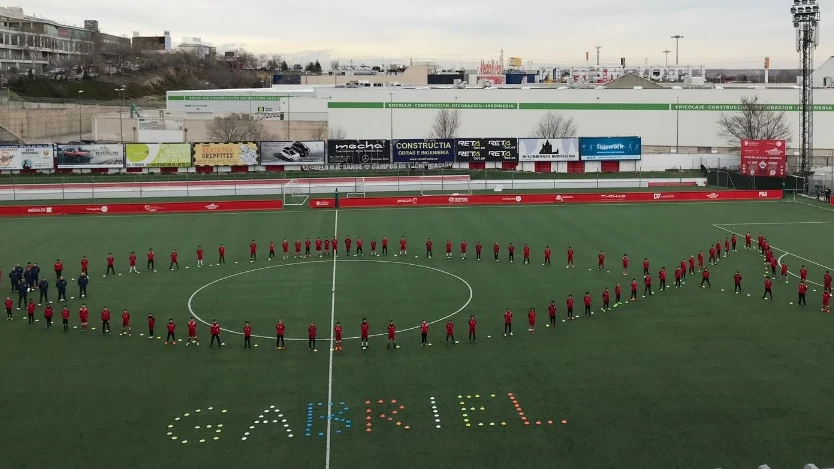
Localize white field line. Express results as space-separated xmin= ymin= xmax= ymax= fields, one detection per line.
xmin=712 ymin=224 xmax=833 ymax=287
xmin=324 ymin=210 xmax=338 ymax=469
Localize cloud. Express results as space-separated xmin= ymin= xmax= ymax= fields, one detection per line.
xmin=25 ymin=0 xmax=820 ymax=69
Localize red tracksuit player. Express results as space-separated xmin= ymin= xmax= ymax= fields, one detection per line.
xmin=446 ymin=320 xmax=456 ymax=344
xmin=566 ymin=295 xmax=575 ymax=320
xmin=763 ymin=278 xmax=774 ymax=301
xmin=547 ymin=301 xmax=557 ymax=327
xmin=503 ymin=308 xmax=513 ymax=336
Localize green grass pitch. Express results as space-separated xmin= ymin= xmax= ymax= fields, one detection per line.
xmin=1 ymin=198 xmax=834 ymax=469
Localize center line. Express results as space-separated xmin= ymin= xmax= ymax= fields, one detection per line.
xmin=324 ymin=209 xmax=338 ymax=469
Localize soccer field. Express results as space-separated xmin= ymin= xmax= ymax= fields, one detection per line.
xmin=1 ymin=198 xmax=834 ymax=469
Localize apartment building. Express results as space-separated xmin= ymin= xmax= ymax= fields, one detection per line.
xmin=0 ymin=7 xmax=129 ymax=74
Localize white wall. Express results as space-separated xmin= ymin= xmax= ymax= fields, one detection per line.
xmin=318 ymin=87 xmax=834 ymax=148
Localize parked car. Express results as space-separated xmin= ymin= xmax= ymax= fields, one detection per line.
xmin=277 ymin=147 xmax=301 ymax=162
xmin=290 ymin=141 xmax=310 ymax=158
xmin=57 ymin=147 xmax=92 ymax=164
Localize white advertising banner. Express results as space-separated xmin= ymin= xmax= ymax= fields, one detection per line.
xmin=0 ymin=144 xmax=54 ymax=170
xmin=518 ymin=138 xmax=580 ymax=161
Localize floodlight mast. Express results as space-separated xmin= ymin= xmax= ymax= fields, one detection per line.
xmin=792 ymin=0 xmax=820 ymax=183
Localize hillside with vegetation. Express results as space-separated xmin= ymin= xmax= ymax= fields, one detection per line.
xmin=7 ymin=51 xmax=276 ymax=103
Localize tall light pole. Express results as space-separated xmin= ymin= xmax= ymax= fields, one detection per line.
xmin=663 ymin=50 xmax=671 ymax=68
xmin=286 ymin=94 xmax=291 ymax=140
xmin=791 ymin=0 xmax=820 ymax=181
xmin=671 ymin=35 xmax=684 ymax=65
xmin=115 ymin=86 xmax=125 ymax=143
xmin=77 ymin=90 xmax=84 ymax=142
xmin=388 ymin=91 xmax=394 ymax=142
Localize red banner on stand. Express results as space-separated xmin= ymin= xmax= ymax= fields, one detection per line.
xmin=740 ymin=139 xmax=787 ymax=178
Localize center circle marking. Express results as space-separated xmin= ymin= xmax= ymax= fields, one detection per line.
xmin=186 ymin=259 xmax=473 ymax=341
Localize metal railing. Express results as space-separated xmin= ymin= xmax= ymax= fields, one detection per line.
xmin=0 ymin=168 xmax=704 ymax=201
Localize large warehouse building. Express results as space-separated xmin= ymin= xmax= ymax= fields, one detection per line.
xmin=163 ymin=82 xmax=834 ymax=152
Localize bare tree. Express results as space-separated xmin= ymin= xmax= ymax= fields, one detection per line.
xmin=328 ymin=125 xmax=347 ymax=139
xmin=531 ymin=111 xmax=578 ymax=138
xmin=717 ymin=95 xmax=792 ymax=144
xmin=429 ymin=109 xmax=462 ymax=139
xmin=310 ymin=123 xmax=328 ymax=140
xmin=266 ymin=55 xmax=283 ymax=70
xmin=206 ymin=113 xmax=271 ymax=142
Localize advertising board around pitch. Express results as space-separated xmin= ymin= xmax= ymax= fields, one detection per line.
xmin=392 ymin=139 xmax=455 ymax=163
xmin=0 ymin=144 xmax=54 ymax=170
xmin=518 ymin=138 xmax=579 ymax=161
xmin=579 ymin=136 xmax=642 ymax=161
xmin=454 ymin=138 xmax=518 ymax=162
xmin=193 ymin=142 xmax=259 ymax=166
xmin=327 ymin=140 xmax=391 ymax=164
xmin=124 ymin=143 xmax=192 ymax=168
xmin=259 ymin=141 xmax=325 ymax=165
xmin=57 ymin=144 xmax=124 ymax=168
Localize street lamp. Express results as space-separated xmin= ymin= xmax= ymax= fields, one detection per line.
xmin=115 ymin=86 xmax=125 ymax=143
xmin=671 ymin=35 xmax=684 ymax=65
xmin=791 ymin=0 xmax=821 ymax=180
xmin=77 ymin=90 xmax=84 ymax=141
xmin=663 ymin=50 xmax=671 ymax=68
xmin=388 ymin=91 xmax=394 ymax=142
xmin=285 ymin=93 xmax=291 ymax=140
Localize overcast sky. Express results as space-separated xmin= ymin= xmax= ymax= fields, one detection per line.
xmin=26 ymin=0 xmax=830 ymax=69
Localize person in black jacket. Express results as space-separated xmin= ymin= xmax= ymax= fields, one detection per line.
xmin=24 ymin=264 xmax=35 ymax=289
xmin=77 ymin=273 xmax=88 ymax=299
xmin=31 ymin=263 xmax=41 ymax=284
xmin=37 ymin=278 xmax=49 ymax=305
xmin=9 ymin=267 xmax=19 ymax=293
xmin=16 ymin=279 xmax=28 ymax=309
xmin=56 ymin=277 xmax=68 ymax=302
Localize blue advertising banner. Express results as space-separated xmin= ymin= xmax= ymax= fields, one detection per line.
xmin=392 ymin=139 xmax=455 ymax=163
xmin=579 ymin=137 xmax=642 ymax=161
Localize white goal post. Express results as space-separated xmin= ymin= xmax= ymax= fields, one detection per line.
xmin=419 ymin=175 xmax=473 ymax=196
xmin=345 ymin=177 xmax=366 ymax=198
xmin=282 ymin=179 xmax=310 ymax=206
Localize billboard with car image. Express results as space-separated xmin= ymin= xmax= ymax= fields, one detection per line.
xmin=259 ymin=141 xmax=326 ymax=165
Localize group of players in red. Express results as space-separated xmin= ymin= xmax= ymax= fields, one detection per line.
xmin=5 ymin=231 xmax=831 ymax=352
xmin=746 ymin=232 xmax=832 ymax=311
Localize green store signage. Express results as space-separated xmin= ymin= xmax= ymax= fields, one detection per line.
xmin=322 ymin=101 xmax=834 ymax=112
xmin=167 ymin=95 xmax=286 ymax=101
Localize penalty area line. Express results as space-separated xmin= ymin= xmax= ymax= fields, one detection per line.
xmin=713 ymin=224 xmax=834 ymax=287
xmin=714 ymin=221 xmax=834 ymax=227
